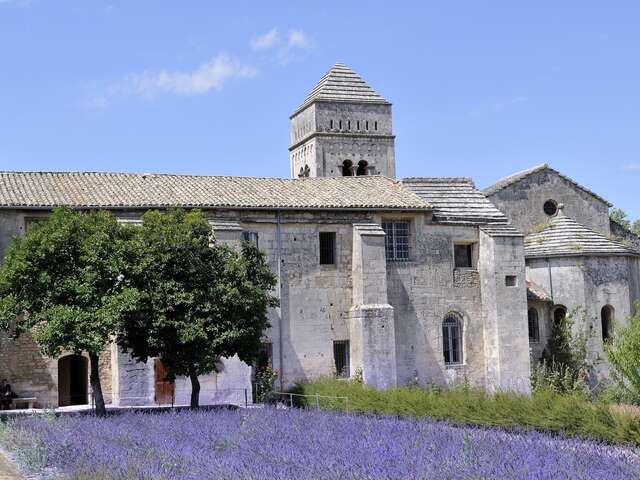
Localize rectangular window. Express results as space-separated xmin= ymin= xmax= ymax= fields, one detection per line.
xmin=443 ymin=318 xmax=462 ymax=365
xmin=319 ymin=232 xmax=336 ymax=265
xmin=454 ymin=244 xmax=474 ymax=268
xmin=333 ymin=340 xmax=350 ymax=378
xmin=242 ymin=231 xmax=259 ymax=248
xmin=256 ymin=342 xmax=273 ymax=371
xmin=382 ymin=222 xmax=410 ymax=261
xmin=505 ymin=275 xmax=517 ymax=287
xmin=24 ymin=217 xmax=48 ymax=232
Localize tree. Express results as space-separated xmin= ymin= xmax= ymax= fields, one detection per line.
xmin=117 ymin=208 xmax=278 ymax=408
xmin=605 ymin=303 xmax=640 ymax=404
xmin=610 ymin=208 xmax=631 ymax=230
xmin=0 ymin=208 xmax=137 ymax=416
xmin=633 ymin=220 xmax=640 ymax=237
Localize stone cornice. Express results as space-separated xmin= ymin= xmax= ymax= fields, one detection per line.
xmin=289 ymin=132 xmax=396 ymax=151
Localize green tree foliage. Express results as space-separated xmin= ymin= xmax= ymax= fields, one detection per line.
xmin=0 ymin=208 xmax=137 ymax=415
xmin=117 ymin=208 xmax=278 ymax=408
xmin=605 ymin=303 xmax=640 ymax=404
xmin=610 ymin=208 xmax=631 ymax=230
xmin=610 ymin=208 xmax=640 ymax=236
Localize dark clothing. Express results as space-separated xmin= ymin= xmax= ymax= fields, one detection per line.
xmin=0 ymin=384 xmax=16 ymax=409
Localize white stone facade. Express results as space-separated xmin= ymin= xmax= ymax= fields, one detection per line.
xmin=0 ymin=62 xmax=638 ymax=408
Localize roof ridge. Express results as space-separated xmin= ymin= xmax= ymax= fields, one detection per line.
xmin=483 ymin=164 xmax=612 ymax=206
xmin=402 ymin=177 xmax=475 ymax=184
xmin=0 ymin=171 xmax=399 ymax=183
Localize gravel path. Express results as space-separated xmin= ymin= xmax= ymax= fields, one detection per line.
xmin=0 ymin=449 xmax=22 ymax=480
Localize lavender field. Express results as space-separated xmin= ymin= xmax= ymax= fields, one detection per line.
xmin=2 ymin=408 xmax=639 ymax=480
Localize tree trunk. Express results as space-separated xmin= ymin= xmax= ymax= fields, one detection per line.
xmin=89 ymin=352 xmax=106 ymax=416
xmin=189 ymin=367 xmax=200 ymax=409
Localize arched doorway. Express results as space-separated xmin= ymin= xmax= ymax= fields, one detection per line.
xmin=58 ymin=355 xmax=88 ymax=407
xmin=601 ymin=305 xmax=614 ymax=342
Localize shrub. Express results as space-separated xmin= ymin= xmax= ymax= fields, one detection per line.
xmin=606 ymin=302 xmax=640 ymax=404
xmin=294 ymin=377 xmax=640 ymax=446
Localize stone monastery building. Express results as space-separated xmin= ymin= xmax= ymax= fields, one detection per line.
xmin=1 ymin=63 xmax=639 ymax=408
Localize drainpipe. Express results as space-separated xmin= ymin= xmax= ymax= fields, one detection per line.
xmin=546 ymin=257 xmax=554 ymax=303
xmin=276 ymin=210 xmax=285 ymax=391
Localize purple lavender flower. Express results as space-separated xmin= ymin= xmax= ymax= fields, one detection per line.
xmin=3 ymin=408 xmax=639 ymax=479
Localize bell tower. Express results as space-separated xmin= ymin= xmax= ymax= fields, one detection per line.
xmin=289 ymin=63 xmax=396 ymax=178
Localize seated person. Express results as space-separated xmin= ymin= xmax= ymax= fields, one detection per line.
xmin=0 ymin=379 xmax=17 ymax=410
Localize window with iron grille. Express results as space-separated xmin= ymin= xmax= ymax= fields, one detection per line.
xmin=442 ymin=314 xmax=463 ymax=365
xmin=454 ymin=244 xmax=474 ymax=268
xmin=333 ymin=340 xmax=350 ymax=378
xmin=242 ymin=231 xmax=259 ymax=248
xmin=528 ymin=308 xmax=540 ymax=343
xmin=382 ymin=221 xmax=410 ymax=261
xmin=319 ymin=232 xmax=336 ymax=265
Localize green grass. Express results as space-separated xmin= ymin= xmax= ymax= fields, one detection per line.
xmin=292 ymin=378 xmax=640 ymax=446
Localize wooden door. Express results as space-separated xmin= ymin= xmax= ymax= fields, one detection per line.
xmin=154 ymin=359 xmax=174 ymax=405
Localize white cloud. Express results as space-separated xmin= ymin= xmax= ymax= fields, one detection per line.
xmin=84 ymin=54 xmax=257 ymax=108
xmin=251 ymin=28 xmax=280 ymax=51
xmin=622 ymin=164 xmax=640 ymax=172
xmin=121 ymin=54 xmax=257 ymax=98
xmin=287 ymin=30 xmax=309 ymax=49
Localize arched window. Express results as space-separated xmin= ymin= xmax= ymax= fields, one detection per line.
xmin=298 ymin=167 xmax=304 ymax=178
xmin=339 ymin=120 xmax=342 ymax=130
xmin=553 ymin=306 xmax=566 ymax=327
xmin=601 ymin=305 xmax=614 ymax=342
xmin=330 ymin=119 xmax=334 ymax=129
xmin=341 ymin=160 xmax=353 ymax=177
xmin=442 ymin=313 xmax=463 ymax=365
xmin=303 ymin=165 xmax=310 ymax=177
xmin=528 ymin=308 xmax=540 ymax=343
xmin=356 ymin=160 xmax=369 ymax=176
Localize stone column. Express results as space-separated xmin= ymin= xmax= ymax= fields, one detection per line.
xmin=349 ymin=223 xmax=397 ymax=389
xmin=479 ymin=228 xmax=531 ymax=394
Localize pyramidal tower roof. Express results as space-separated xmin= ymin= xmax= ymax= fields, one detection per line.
xmin=293 ymin=62 xmax=390 ymax=115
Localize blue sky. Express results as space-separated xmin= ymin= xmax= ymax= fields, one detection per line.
xmin=1 ymin=1 xmax=639 ymax=218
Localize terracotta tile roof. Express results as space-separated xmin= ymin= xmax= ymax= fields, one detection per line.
xmin=402 ymin=177 xmax=516 ymax=227
xmin=0 ymin=171 xmax=431 ymax=211
xmin=483 ymin=164 xmax=612 ymax=207
xmin=526 ymin=280 xmax=552 ymax=302
xmin=525 ymin=208 xmax=637 ymax=258
xmin=293 ymin=63 xmax=389 ymax=115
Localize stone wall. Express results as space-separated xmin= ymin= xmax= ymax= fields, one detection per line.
xmin=610 ymin=219 xmax=640 ymax=253
xmin=0 ymin=206 xmax=535 ymax=402
xmin=384 ymin=221 xmax=486 ymax=387
xmin=290 ymin=102 xmax=395 ymax=178
xmin=486 ymin=168 xmax=610 ymax=235
xmin=526 ymin=255 xmax=639 ymax=379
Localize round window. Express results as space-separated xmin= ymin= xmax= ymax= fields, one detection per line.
xmin=543 ymin=200 xmax=558 ymax=216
